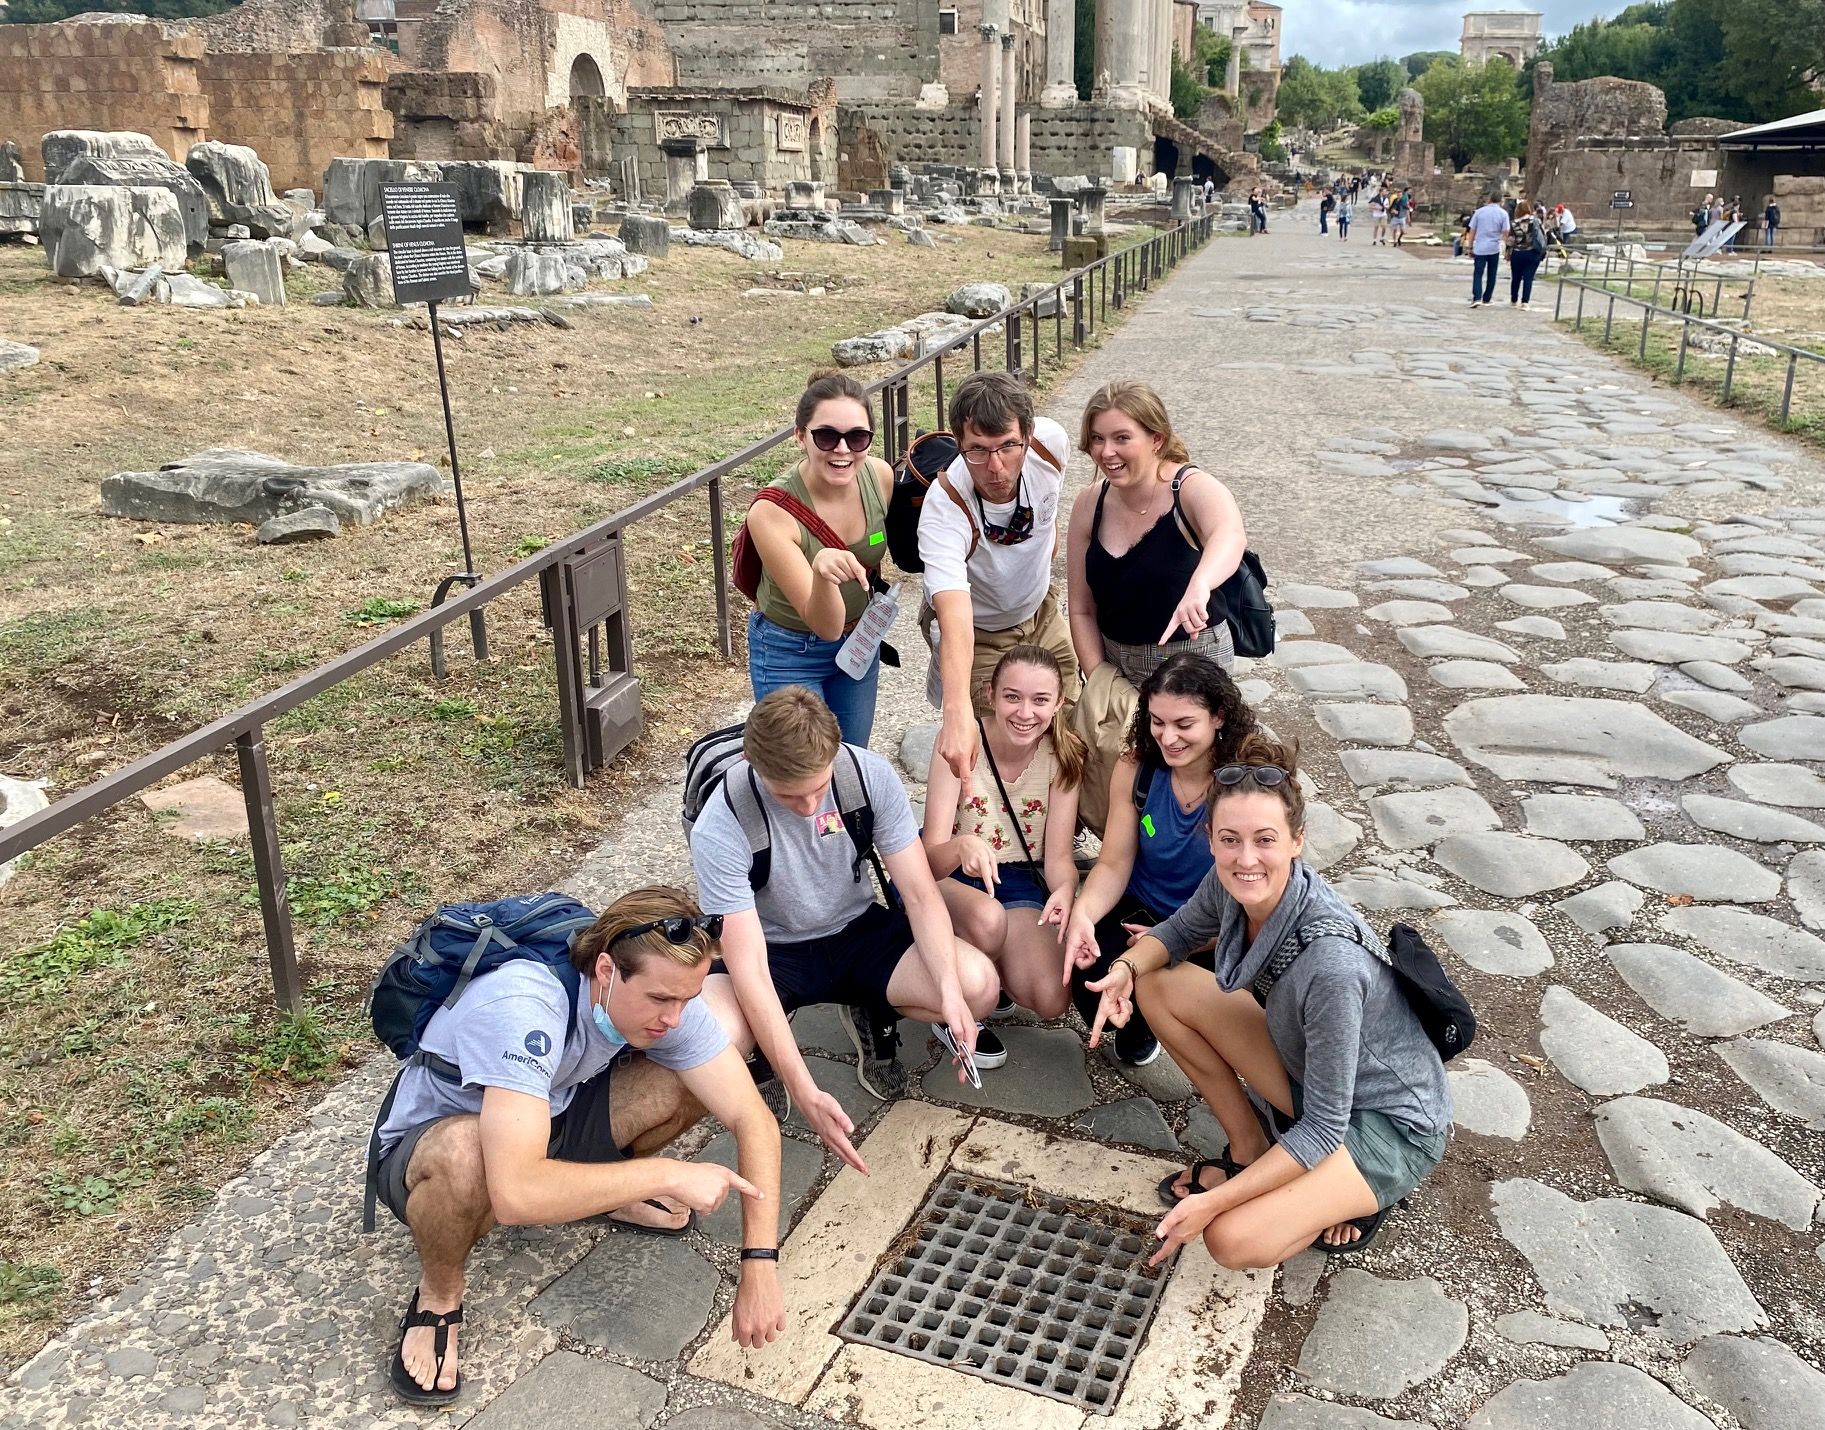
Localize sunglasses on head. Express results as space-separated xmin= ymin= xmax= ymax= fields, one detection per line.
xmin=808 ymin=426 xmax=875 ymax=453
xmin=1213 ymin=764 xmax=1291 ymax=788
xmin=608 ymin=914 xmax=725 ymax=950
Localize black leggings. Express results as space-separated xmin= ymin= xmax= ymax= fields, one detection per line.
xmin=1509 ymin=251 xmax=1543 ymax=303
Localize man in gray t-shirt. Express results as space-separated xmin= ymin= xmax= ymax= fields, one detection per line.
xmin=692 ymin=687 xmax=999 ymax=1172
xmin=372 ymin=887 xmax=789 ymax=1406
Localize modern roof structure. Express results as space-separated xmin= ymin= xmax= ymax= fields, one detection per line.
xmin=1718 ymin=108 xmax=1825 ymax=149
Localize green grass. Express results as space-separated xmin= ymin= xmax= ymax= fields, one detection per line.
xmin=0 ymin=900 xmax=198 ymax=1000
xmin=240 ymin=1008 xmax=342 ymax=1083
xmin=0 ymin=607 xmax=111 ymax=675
xmin=343 ymin=596 xmax=422 ymax=626
xmin=0 ymin=1263 xmax=61 ymax=1314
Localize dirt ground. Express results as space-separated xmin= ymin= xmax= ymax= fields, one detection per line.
xmin=0 ymin=220 xmax=1162 ymax=1368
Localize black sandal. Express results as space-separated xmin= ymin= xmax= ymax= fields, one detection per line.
xmin=1312 ymin=1201 xmax=1403 ymax=1255
xmin=1156 ymin=1153 xmax=1244 ymax=1208
xmin=390 ymin=1288 xmax=463 ymax=1406
xmin=601 ymin=1198 xmax=698 ymax=1237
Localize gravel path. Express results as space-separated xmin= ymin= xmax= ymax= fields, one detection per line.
xmin=4 ymin=210 xmax=1824 ymax=1430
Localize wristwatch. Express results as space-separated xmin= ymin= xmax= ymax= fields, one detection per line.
xmin=740 ymin=1247 xmax=780 ymax=1262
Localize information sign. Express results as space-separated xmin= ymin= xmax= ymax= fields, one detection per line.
xmin=379 ymin=182 xmax=475 ymax=306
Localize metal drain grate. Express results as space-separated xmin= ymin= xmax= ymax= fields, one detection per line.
xmin=836 ymin=1171 xmax=1172 ymax=1414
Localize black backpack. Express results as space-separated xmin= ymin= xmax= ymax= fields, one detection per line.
xmin=1166 ymin=466 xmax=1276 ymax=659
xmin=362 ymin=891 xmax=597 ymax=1229
xmin=1251 ymin=915 xmax=1476 ymax=1062
xmin=681 ymin=724 xmax=891 ymax=899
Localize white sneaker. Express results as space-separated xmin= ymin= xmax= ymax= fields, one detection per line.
xmin=1520 ymin=302 xmax=1530 ymax=311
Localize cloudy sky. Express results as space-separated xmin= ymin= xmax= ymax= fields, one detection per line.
xmin=1282 ymin=0 xmax=1625 ymax=67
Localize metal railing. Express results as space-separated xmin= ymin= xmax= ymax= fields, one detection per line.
xmin=1553 ymin=269 xmax=1825 ymax=423
xmin=1567 ymin=247 xmax=1757 ymax=321
xmin=0 ymin=212 xmax=1217 ymax=1011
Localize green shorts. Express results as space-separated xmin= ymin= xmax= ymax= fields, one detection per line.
xmin=1284 ymin=1080 xmax=1446 ymax=1211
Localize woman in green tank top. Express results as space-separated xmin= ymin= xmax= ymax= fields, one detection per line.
xmin=746 ymin=372 xmax=894 ymax=745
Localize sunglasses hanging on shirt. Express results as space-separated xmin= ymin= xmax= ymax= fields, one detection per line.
xmin=973 ymin=475 xmax=1035 ymax=546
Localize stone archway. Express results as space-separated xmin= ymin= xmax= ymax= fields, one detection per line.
xmin=568 ymin=53 xmax=606 ymax=101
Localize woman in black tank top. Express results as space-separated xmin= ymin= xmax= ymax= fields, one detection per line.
xmin=1065 ymin=381 xmax=1250 ymax=687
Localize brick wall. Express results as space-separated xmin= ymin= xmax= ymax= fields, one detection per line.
xmin=651 ymin=0 xmax=939 ymax=102
xmin=387 ymin=70 xmax=513 ymax=162
xmin=0 ymin=19 xmax=208 ymax=181
xmin=197 ymin=48 xmax=391 ymax=192
xmin=839 ymin=100 xmax=1154 ymax=179
xmin=936 ymin=0 xmax=1046 ymax=101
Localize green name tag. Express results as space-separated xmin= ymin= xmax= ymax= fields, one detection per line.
xmin=1140 ymin=813 xmax=1156 ymax=837
xmin=869 ymin=531 xmax=885 ymax=546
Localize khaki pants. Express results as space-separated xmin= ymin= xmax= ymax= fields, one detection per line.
xmin=923 ymin=588 xmax=1079 ymax=718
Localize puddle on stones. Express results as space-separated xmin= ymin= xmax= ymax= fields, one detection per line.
xmin=1524 ymin=494 xmax=1634 ymax=528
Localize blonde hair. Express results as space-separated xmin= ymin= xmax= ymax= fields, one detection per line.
xmin=570 ymin=885 xmax=718 ymax=977
xmin=1079 ymin=381 xmax=1190 ymax=467
xmin=743 ymin=685 xmax=842 ymax=781
xmin=988 ymin=644 xmax=1087 ymax=792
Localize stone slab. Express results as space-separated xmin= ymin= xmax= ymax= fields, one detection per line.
xmin=1367 ymin=787 xmax=1501 ymax=851
xmin=1271 ymin=641 xmax=1361 ymax=668
xmin=1428 ymin=660 xmax=1525 ymax=691
xmin=101 ymin=448 xmax=443 ymax=527
xmin=1599 ymin=601 xmax=1722 ymax=632
xmin=1537 ymin=527 xmax=1703 ymax=564
xmin=465 ymin=1351 xmax=666 ymax=1430
xmin=1788 ymin=849 xmax=1825 ymax=931
xmin=1338 ymin=750 xmax=1472 ymax=791
xmin=529 ymin=1232 xmax=717 ymax=1361
xmin=1491 ymin=1311 xmax=1607 ymax=1350
xmin=1429 ymin=909 xmax=1553 ymax=977
xmin=1396 ymin=626 xmax=1521 ymax=662
xmin=140 ymin=775 xmax=249 ymax=841
xmin=1610 ymin=842 xmax=1780 ymax=902
xmin=1315 ymin=704 xmax=1414 ymax=747
xmin=947 ymin=1117 xmax=1180 ymax=1219
xmin=1277 ymin=583 xmax=1358 ymax=608
xmin=1304 ymin=801 xmax=1362 ymax=872
xmin=1365 ymin=600 xmax=1453 ymax=626
xmin=1595 ymin=1094 xmax=1820 ymax=1229
xmin=1330 ymin=874 xmax=1457 ymax=910
xmin=1433 ymin=832 xmax=1590 ymax=897
xmin=1447 ymin=1058 xmax=1532 ymax=1139
xmin=1258 ymin=1395 xmax=1428 ymax=1430
xmin=1539 ymin=985 xmax=1669 ymax=1095
xmin=1717 ymin=1038 xmax=1825 ymax=1127
xmin=1607 ymin=943 xmax=1791 ymax=1037
xmin=1612 ymin=630 xmax=1755 ymax=665
xmin=695 ymin=1131 xmax=825 ymax=1248
xmin=1495 ymin=616 xmax=1568 ymax=641
xmin=1071 ymin=1096 xmax=1181 ymax=1153
xmin=1293 ymin=1269 xmax=1467 ymax=1399
xmin=920 ymin=1025 xmax=1094 ymax=1115
xmin=1742 ymin=716 xmax=1825 ymax=760
xmin=1541 ymin=659 xmax=1655 ymax=693
xmin=1489 ymin=1177 xmax=1766 ymax=1340
xmin=1683 ymin=793 xmax=1825 ymax=844
xmin=1444 ymin=695 xmax=1731 ymax=789
xmin=1502 ymin=584 xmax=1596 ymax=610
xmin=1285 ymin=663 xmax=1408 ymax=701
xmin=1728 ymin=763 xmax=1825 ymax=807
xmin=1466 ymin=1361 xmax=1721 ymax=1430
xmin=1662 ymin=906 xmax=1825 ymax=981
xmin=1682 ymin=1334 xmax=1825 ymax=1430
xmin=1663 ymin=690 xmax=1762 ymax=723
xmin=1520 ymin=794 xmax=1644 ymax=842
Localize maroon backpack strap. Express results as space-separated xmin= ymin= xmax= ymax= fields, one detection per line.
xmin=748 ymin=485 xmax=847 ymax=551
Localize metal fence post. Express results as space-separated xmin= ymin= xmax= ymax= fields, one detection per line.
xmin=1006 ymin=305 xmax=1021 ymax=373
xmin=1604 ymin=293 xmax=1616 ymax=343
xmin=1781 ymin=355 xmax=1797 ymax=423
xmin=1554 ymin=271 xmax=1566 ymax=321
xmin=708 ymin=477 xmax=731 ymax=658
xmin=1575 ymin=284 xmax=1586 ymax=330
xmin=1073 ymin=273 xmax=1086 ymax=347
xmin=1723 ymin=333 xmax=1739 ymax=403
xmin=934 ymin=353 xmax=946 ymax=430
xmin=235 ymin=728 xmax=301 ymax=1014
xmin=1639 ymin=306 xmax=1651 ymax=361
xmin=1675 ymin=320 xmax=1690 ymax=379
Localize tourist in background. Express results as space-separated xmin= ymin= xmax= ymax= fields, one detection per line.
xmin=1319 ymin=190 xmax=1334 ymax=234
xmin=1506 ymin=204 xmax=1547 ymax=310
xmin=1389 ymin=188 xmax=1411 ymax=247
xmin=1555 ymin=203 xmax=1578 ymax=242
xmin=1726 ymin=195 xmax=1744 ymax=253
xmin=1063 ymin=656 xmax=1257 ymax=1068
xmin=1694 ymin=194 xmax=1714 ymax=237
xmin=1467 ymin=193 xmax=1511 ymax=306
xmin=1084 ymin=731 xmax=1452 ymax=1262
xmin=1368 ymin=189 xmax=1388 ymax=244
xmin=1336 ymin=193 xmax=1351 ymax=240
xmin=922 ymin=645 xmax=1085 ymax=1036
xmin=1765 ymin=196 xmax=1781 ymax=249
xmin=743 ymin=372 xmax=894 ymax=746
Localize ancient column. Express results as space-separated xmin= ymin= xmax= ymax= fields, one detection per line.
xmin=1160 ymin=0 xmax=1175 ymax=110
xmin=1048 ymin=195 xmax=1072 ymax=251
xmin=1096 ymin=0 xmax=1145 ymax=110
xmin=979 ymin=24 xmax=1000 ymax=176
xmin=1040 ymin=0 xmax=1077 ymax=107
xmin=1018 ymin=111 xmax=1032 ymax=192
xmin=1171 ymin=175 xmax=1194 ymax=220
xmin=1227 ymin=26 xmax=1245 ymax=99
xmin=999 ymin=32 xmax=1018 ymax=181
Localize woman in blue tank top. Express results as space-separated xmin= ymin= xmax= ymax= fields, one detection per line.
xmin=1062 ymin=655 xmax=1257 ymax=1066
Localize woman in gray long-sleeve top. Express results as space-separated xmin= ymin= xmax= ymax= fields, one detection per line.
xmin=1083 ymin=731 xmax=1451 ymax=1266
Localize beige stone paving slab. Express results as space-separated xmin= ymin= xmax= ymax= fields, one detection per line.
xmin=949 ymin=1116 xmax=1183 ymax=1219
xmin=1102 ymin=1255 xmax=1273 ymax=1430
xmin=806 ymin=1341 xmax=1088 ymax=1430
xmin=689 ymin=1101 xmax=977 ymax=1404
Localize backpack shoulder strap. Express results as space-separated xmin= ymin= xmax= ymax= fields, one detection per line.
xmin=1029 ymin=435 xmax=1063 ymax=473
xmin=749 ymin=484 xmax=846 ymax=552
xmin=835 ymin=744 xmax=895 ymax=901
xmin=724 ymin=769 xmax=774 ymax=892
xmin=933 ymin=469 xmax=981 ymax=561
xmin=1168 ymin=463 xmax=1200 ymax=550
xmin=1131 ymin=756 xmax=1157 ymax=814
xmin=1253 ymin=916 xmax=1372 ymax=1003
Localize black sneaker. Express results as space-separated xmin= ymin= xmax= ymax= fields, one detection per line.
xmin=992 ymin=991 xmax=1018 ymax=1019
xmin=1114 ymin=1020 xmax=1161 ymax=1067
xmin=972 ymin=1025 xmax=1008 ymax=1069
xmin=744 ymin=1050 xmax=792 ymax=1120
xmin=838 ymin=1004 xmax=909 ymax=1101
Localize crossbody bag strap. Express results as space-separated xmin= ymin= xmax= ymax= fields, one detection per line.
xmin=934 ymin=469 xmax=982 ymax=561
xmin=749 ymin=482 xmax=847 ymax=551
xmin=1029 ymin=435 xmax=1063 ymax=473
xmin=1251 ymin=916 xmax=1367 ymax=1003
xmin=1169 ymin=463 xmax=1199 ymax=550
xmin=976 ymin=718 xmax=1038 ymax=868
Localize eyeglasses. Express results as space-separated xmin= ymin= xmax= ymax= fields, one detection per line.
xmin=808 ymin=426 xmax=874 ymax=453
xmin=961 ymin=439 xmax=1027 ymax=468
xmin=608 ymin=914 xmax=725 ymax=950
xmin=1213 ymin=764 xmax=1290 ymax=788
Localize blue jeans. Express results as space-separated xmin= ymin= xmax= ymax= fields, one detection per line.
xmin=1472 ymin=252 xmax=1499 ymax=302
xmin=747 ymin=610 xmax=880 ymax=747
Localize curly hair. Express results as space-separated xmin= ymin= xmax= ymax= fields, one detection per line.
xmin=1124 ymin=653 xmax=1257 ymax=773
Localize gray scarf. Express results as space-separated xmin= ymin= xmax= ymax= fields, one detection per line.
xmin=1211 ymin=859 xmax=1318 ymax=995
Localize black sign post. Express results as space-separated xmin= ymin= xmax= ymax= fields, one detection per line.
xmin=380 ymin=181 xmax=487 ymax=677
xmin=1610 ymin=189 xmax=1633 ymax=244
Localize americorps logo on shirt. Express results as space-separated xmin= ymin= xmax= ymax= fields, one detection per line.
xmin=524 ymin=1030 xmax=553 ymax=1058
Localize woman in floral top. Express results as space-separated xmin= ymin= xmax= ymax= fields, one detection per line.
xmin=923 ymin=646 xmax=1087 ymax=1056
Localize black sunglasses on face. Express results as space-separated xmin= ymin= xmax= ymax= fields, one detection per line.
xmin=608 ymin=914 xmax=725 ymax=950
xmin=1214 ymin=764 xmax=1291 ymax=788
xmin=809 ymin=426 xmax=875 ymax=453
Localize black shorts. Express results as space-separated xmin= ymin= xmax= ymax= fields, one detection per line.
xmin=373 ymin=1052 xmax=631 ymax=1227
xmin=1090 ymin=899 xmax=1217 ymax=975
xmin=715 ymin=901 xmax=915 ymax=1014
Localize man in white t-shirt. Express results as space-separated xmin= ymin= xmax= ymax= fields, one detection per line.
xmin=370 ymin=887 xmax=784 ymax=1405
xmin=919 ymin=370 xmax=1077 ymax=780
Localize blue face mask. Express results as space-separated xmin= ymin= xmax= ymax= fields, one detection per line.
xmin=591 ymin=966 xmax=628 ymax=1048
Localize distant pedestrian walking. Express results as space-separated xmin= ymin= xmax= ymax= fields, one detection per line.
xmin=1765 ymin=197 xmax=1781 ymax=249
xmin=1319 ymin=191 xmax=1334 ymax=234
xmin=1336 ymin=196 xmax=1351 ymax=241
xmin=1507 ymin=208 xmax=1546 ymax=310
xmin=1467 ymin=193 xmax=1511 ymax=306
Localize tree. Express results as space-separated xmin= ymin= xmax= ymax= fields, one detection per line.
xmin=1361 ymin=107 xmax=1401 ymax=134
xmin=1415 ymin=57 xmax=1529 ymax=171
xmin=1170 ymin=42 xmax=1209 ymax=121
xmin=4 ymin=0 xmax=235 ymax=20
xmin=1258 ymin=119 xmax=1286 ymax=162
xmin=1401 ymin=49 xmax=1457 ymax=80
xmin=1275 ymin=54 xmax=1361 ymax=131
xmin=1353 ymin=57 xmax=1405 ymax=112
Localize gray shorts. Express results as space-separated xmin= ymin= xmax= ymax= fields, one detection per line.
xmin=1284 ymin=1080 xmax=1446 ymax=1211
xmin=373 ymin=1054 xmax=629 ymax=1227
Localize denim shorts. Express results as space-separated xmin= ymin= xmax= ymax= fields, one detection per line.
xmin=1281 ymin=1080 xmax=1447 ymax=1211
xmin=950 ymin=862 xmax=1049 ymax=910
